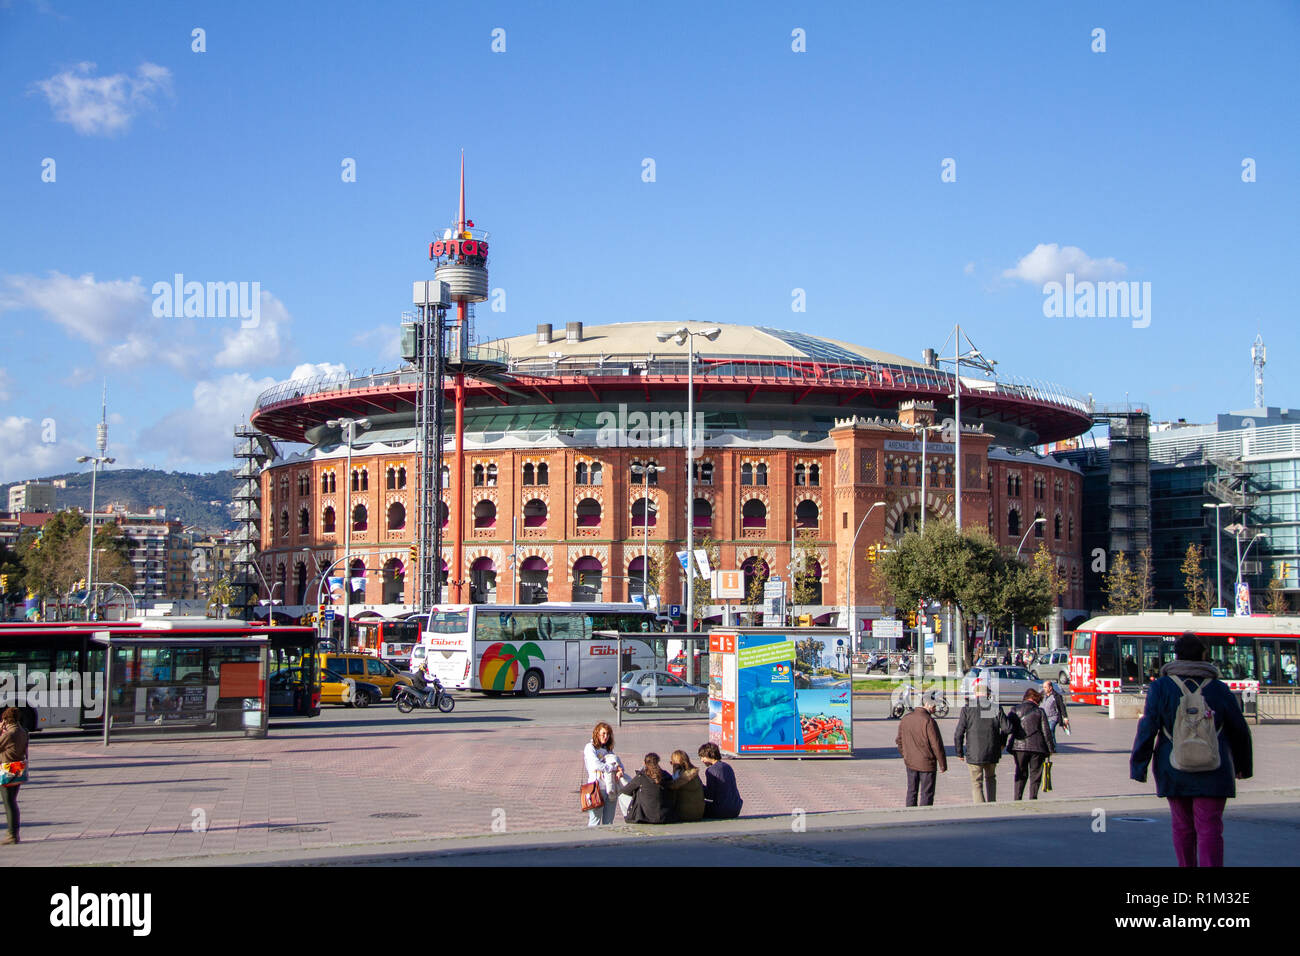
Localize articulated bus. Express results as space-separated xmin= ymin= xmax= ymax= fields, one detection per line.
xmin=419 ymin=603 xmax=665 ymax=695
xmin=1069 ymin=613 xmax=1300 ymax=706
xmin=0 ymin=620 xmax=320 ymax=731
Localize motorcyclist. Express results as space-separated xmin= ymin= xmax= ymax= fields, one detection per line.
xmin=408 ymin=664 xmax=434 ymax=706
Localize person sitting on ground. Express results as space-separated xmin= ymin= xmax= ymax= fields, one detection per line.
xmin=697 ymin=742 xmax=743 ymax=819
xmin=618 ymin=752 xmax=677 ymax=824
xmin=668 ymin=750 xmax=705 ymax=822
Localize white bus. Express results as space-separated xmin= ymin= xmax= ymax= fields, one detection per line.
xmin=416 ymin=603 xmax=664 ymax=695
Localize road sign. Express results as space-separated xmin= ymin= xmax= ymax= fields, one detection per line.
xmin=322 ymin=609 xmax=336 ymax=622
xmin=874 ymin=619 xmax=904 ymax=640
xmin=670 ymin=604 xmax=681 ymax=618
xmin=712 ymin=570 xmax=744 ymax=599
xmin=762 ymin=580 xmax=785 ymax=627
xmin=1211 ymin=607 xmax=1228 ymax=618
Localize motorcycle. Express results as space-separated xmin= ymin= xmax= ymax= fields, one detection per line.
xmin=895 ymin=654 xmax=913 ymax=675
xmin=864 ymin=653 xmax=889 ymax=674
xmin=394 ymin=675 xmax=455 ymax=714
xmin=888 ymin=683 xmax=950 ymax=720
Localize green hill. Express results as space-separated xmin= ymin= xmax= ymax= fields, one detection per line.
xmin=2 ymin=469 xmax=239 ymax=531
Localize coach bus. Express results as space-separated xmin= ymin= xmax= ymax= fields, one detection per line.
xmin=0 ymin=620 xmax=321 ymax=731
xmin=418 ymin=603 xmax=665 ymax=695
xmin=1069 ymin=613 xmax=1300 ymax=705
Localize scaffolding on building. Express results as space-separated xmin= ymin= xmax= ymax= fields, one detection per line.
xmin=232 ymin=425 xmax=276 ymax=619
xmin=1092 ymin=406 xmax=1151 ymax=560
xmin=410 ymin=283 xmax=450 ymax=610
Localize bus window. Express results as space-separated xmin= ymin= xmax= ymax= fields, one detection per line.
xmin=1208 ymin=639 xmax=1255 ymax=681
xmin=1094 ymin=634 xmax=1116 ymax=679
xmin=545 ymin=614 xmax=581 ymax=640
xmin=430 ymin=611 xmax=469 ymax=635
xmin=1279 ymin=644 xmax=1297 ymax=687
xmin=1141 ymin=638 xmax=1169 ymax=684
xmin=1071 ymin=631 xmax=1092 ymax=654
xmin=513 ymin=613 xmax=542 ymax=642
xmin=1119 ymin=636 xmax=1140 ymax=686
xmin=1259 ymin=642 xmax=1279 ymax=687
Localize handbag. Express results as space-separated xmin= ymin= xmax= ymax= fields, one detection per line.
xmin=0 ymin=760 xmax=27 ymax=787
xmin=580 ymin=781 xmax=604 ymax=812
xmin=1042 ymin=758 xmax=1053 ymax=792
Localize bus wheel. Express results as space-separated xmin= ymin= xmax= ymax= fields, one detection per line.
xmin=521 ymin=670 xmax=543 ymax=698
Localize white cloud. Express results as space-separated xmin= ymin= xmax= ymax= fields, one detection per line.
xmin=213 ymin=290 xmax=291 ymax=368
xmin=34 ymin=61 xmax=172 ymax=136
xmin=0 ymin=416 xmax=85 ymax=483
xmin=0 ymin=271 xmax=148 ymax=343
xmin=963 ymin=262 xmax=975 ymax=276
xmin=351 ymin=324 xmax=402 ymax=364
xmin=1001 ymin=244 xmax=1128 ymax=285
xmin=138 ymin=373 xmax=279 ymax=467
xmin=287 ymin=362 xmax=348 ymax=381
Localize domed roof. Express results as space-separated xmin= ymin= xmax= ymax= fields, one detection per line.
xmin=490 ymin=321 xmax=928 ymax=368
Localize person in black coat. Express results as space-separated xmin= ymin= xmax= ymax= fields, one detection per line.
xmin=1130 ymin=633 xmax=1253 ymax=868
xmin=953 ymin=688 xmax=1012 ymax=803
xmin=618 ymin=753 xmax=677 ymax=824
xmin=1008 ymin=689 xmax=1054 ymax=800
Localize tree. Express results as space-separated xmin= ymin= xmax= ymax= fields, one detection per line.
xmin=1104 ymin=550 xmax=1143 ymax=614
xmin=1181 ymin=544 xmax=1211 ymax=613
xmin=743 ymin=562 xmax=768 ymax=625
xmin=795 ymin=636 xmax=825 ymax=673
xmin=986 ymin=559 xmax=1052 ymax=635
xmin=1137 ymin=547 xmax=1155 ymax=611
xmin=791 ymin=541 xmax=820 ymax=620
xmin=1266 ymin=579 xmax=1289 ymax=616
xmin=689 ymin=536 xmax=722 ymax=628
xmin=18 ymin=510 xmax=92 ymax=619
xmin=207 ymin=577 xmax=235 ymax=618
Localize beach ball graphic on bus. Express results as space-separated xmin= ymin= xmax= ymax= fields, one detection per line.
xmin=479 ymin=642 xmax=545 ymax=690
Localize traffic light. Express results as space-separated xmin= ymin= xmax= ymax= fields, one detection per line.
xmin=798 ymin=614 xmax=812 ymax=627
xmin=934 ymin=617 xmax=941 ymax=634
xmin=0 ymin=574 xmax=8 ymax=592
xmin=906 ymin=611 xmax=917 ymax=628
xmin=867 ymin=545 xmax=877 ymax=563
xmin=408 ymin=543 xmax=418 ymax=564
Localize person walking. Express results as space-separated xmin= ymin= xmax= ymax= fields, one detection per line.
xmin=668 ymin=750 xmax=705 ymax=822
xmin=1009 ymin=689 xmax=1054 ymax=800
xmin=582 ymin=722 xmax=626 ymax=827
xmin=1041 ymin=680 xmax=1070 ymax=746
xmin=1130 ymin=632 xmax=1253 ymax=868
xmin=953 ymin=687 xmax=1011 ymax=803
xmin=896 ymin=692 xmax=947 ymax=806
xmin=0 ymin=708 xmax=28 ymax=845
xmin=697 ymin=742 xmax=743 ymax=819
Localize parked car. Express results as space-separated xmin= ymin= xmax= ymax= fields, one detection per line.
xmin=317 ymin=652 xmax=412 ymax=699
xmin=611 ymin=670 xmax=709 ymax=713
xmin=958 ymin=665 xmax=1042 ymax=706
xmin=319 ymin=667 xmax=383 ymax=707
xmin=1029 ymin=649 xmax=1071 ymax=684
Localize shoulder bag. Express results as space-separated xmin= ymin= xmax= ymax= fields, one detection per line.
xmin=1 ymin=760 xmax=27 ymax=786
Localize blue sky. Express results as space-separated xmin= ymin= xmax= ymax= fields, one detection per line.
xmin=2 ymin=0 xmax=1297 ymax=481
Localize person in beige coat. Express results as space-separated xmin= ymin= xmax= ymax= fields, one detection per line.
xmin=1 ymin=708 xmax=29 ymax=845
xmin=895 ymin=694 xmax=947 ymax=806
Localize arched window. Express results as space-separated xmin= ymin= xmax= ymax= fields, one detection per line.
xmin=322 ymin=507 xmax=336 ymax=533
xmin=471 ymin=557 xmax=496 ymax=604
xmin=756 ymin=463 xmax=768 ymax=486
xmin=279 ymin=510 xmax=289 ymax=538
xmin=576 ymin=498 xmax=602 ymax=527
xmin=522 ymin=463 xmax=535 ymax=486
xmin=794 ymin=463 xmax=806 ymax=486
xmin=440 ymin=465 xmax=449 ymax=489
xmin=473 ymin=465 xmax=485 ymax=487
xmin=741 ymin=462 xmax=753 ymax=486
xmin=1034 ymin=510 xmax=1044 ymax=537
xmin=929 ymin=460 xmax=939 ymax=485
xmin=474 ymin=500 xmax=497 ymax=529
xmin=1054 ymin=514 xmax=1062 ymax=540
xmin=349 ymin=558 xmax=366 ymax=601
xmin=795 ymin=500 xmax=819 ymax=529
xmin=899 ymin=461 xmax=909 ymax=486
xmin=520 ymin=556 xmax=548 ymax=604
xmin=523 ymin=499 xmax=547 ymax=528
xmin=742 ymin=499 xmax=767 ymax=529
xmin=386 ymin=467 xmax=397 ymax=490
xmin=397 ymin=467 xmax=406 ymax=489
xmin=632 ymin=497 xmax=656 ymax=528
xmin=298 ymin=507 xmax=310 ymax=535
xmin=352 ymin=504 xmax=368 ymax=532
xmin=742 ymin=556 xmax=769 ymax=596
xmin=1007 ymin=475 xmax=1016 ymax=496
xmin=321 ymin=472 xmax=330 ymax=494
xmin=693 ymin=497 xmax=712 ymax=529
xmin=572 ymin=557 xmax=602 ymax=603
xmin=294 ymin=562 xmax=308 ymax=605
xmin=694 ymin=460 xmax=713 ymax=485
xmin=537 ymin=463 xmax=548 ymax=485
xmin=575 ymin=462 xmax=588 ymax=485
xmin=387 ymin=502 xmax=406 ymax=531
xmin=1068 ymin=516 xmax=1075 ymax=541
xmin=590 ymin=462 xmax=602 ymax=486
xmin=1008 ymin=508 xmax=1020 ymax=537
xmin=809 ymin=463 xmax=820 ymax=487
xmin=885 ymin=461 xmax=895 ymax=485
xmin=945 ymin=462 xmax=953 ymax=488
xmin=1055 ymin=478 xmax=1063 ymax=500
xmin=486 ymin=464 xmax=498 ymax=487
xmin=382 ymin=558 xmax=405 ymax=604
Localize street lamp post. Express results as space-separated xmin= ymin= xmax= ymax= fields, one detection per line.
xmin=1010 ymin=517 xmax=1047 ymax=658
xmin=656 ymin=326 xmax=720 ymax=639
xmin=632 ymin=463 xmax=665 ymax=606
xmin=847 ymin=501 xmax=887 ymax=653
xmin=327 ymin=417 xmax=370 ymax=651
xmin=77 ymin=451 xmax=116 ymax=621
xmin=313 ymin=553 xmax=365 ymax=642
xmin=1204 ymin=502 xmax=1231 ymax=609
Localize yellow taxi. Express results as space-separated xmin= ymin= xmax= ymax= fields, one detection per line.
xmin=316 ymin=652 xmax=412 ymax=700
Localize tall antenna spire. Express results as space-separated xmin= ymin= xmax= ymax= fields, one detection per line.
xmin=457 ymin=150 xmax=466 ymax=233
xmin=1252 ymin=333 xmax=1266 ymax=409
xmin=96 ymin=380 xmax=108 ymax=454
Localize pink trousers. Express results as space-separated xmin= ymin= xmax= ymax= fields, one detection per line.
xmin=1167 ymin=797 xmax=1227 ymax=867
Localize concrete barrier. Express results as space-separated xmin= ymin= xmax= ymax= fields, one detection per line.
xmin=1108 ymin=693 xmax=1146 ymax=719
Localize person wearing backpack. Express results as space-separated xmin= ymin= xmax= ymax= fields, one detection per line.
xmin=1129 ymin=633 xmax=1253 ymax=868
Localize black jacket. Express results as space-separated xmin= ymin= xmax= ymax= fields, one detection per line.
xmin=621 ymin=770 xmax=676 ymax=824
xmin=1009 ymin=702 xmax=1054 ymax=755
xmin=953 ymin=702 xmax=1011 ymax=764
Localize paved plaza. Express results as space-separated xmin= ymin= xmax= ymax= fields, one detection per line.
xmin=5 ymin=693 xmax=1298 ymax=866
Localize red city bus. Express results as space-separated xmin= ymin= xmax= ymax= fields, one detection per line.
xmin=1069 ymin=613 xmax=1300 ymax=706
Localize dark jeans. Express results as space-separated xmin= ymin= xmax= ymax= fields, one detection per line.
xmin=1168 ymin=797 xmax=1228 ymax=867
xmin=1012 ymin=752 xmax=1046 ymax=800
xmin=905 ymin=768 xmax=936 ymax=807
xmin=2 ymin=785 xmax=17 ymax=837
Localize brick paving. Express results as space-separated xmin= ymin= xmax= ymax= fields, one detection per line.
xmin=4 ymin=700 xmax=1298 ymax=865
